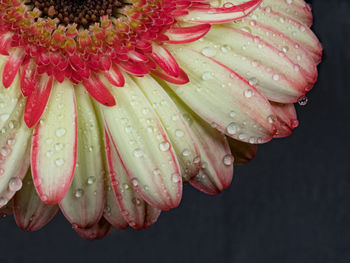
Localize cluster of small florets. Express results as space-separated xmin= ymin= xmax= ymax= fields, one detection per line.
xmin=0 ymin=0 xmax=182 ymax=83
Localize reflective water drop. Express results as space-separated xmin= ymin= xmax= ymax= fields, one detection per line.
xmin=201 ymin=47 xmax=217 ymax=57
xmin=9 ymin=177 xmax=22 ymax=192
xmin=131 ymin=178 xmax=139 ymax=187
xmin=55 ymin=128 xmax=66 ymax=137
xmin=298 ymin=96 xmax=308 ymax=106
xmin=159 ymin=141 xmax=170 ymax=152
xmin=226 ymin=122 xmax=238 ymax=135
xmin=175 ymin=129 xmax=184 ymax=137
xmin=55 ymin=158 xmax=64 ymax=166
xmin=244 ymin=89 xmax=253 ymax=98
xmin=87 ymin=176 xmax=96 ymax=185
xmin=171 ymin=173 xmax=180 ymax=183
xmin=182 ymin=149 xmax=190 ymax=157
xmin=133 ymin=148 xmax=143 ymax=158
xmin=75 ymin=188 xmax=84 ymax=198
xmin=223 ymin=155 xmax=234 ymax=166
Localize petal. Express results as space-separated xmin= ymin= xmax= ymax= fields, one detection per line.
xmin=105 ymin=131 xmax=161 ymax=229
xmin=133 ymin=75 xmax=201 ymax=181
xmin=99 ymin=74 xmax=182 ymax=211
xmin=0 ymin=199 xmax=12 ymax=217
xmin=104 ymin=65 xmax=125 ymax=87
xmin=0 ymin=98 xmax=32 ymax=208
xmin=261 ymin=0 xmax=313 ymax=27
xmin=104 ymin=175 xmax=128 ymax=229
xmin=74 ymin=217 xmax=113 ymax=240
xmin=179 ymin=0 xmax=262 ymax=24
xmin=20 ymin=59 xmax=38 ymax=97
xmin=151 ymin=67 xmax=189 ymax=85
xmin=82 ymin=74 xmax=116 ymax=106
xmin=0 ymin=32 xmax=13 ymax=56
xmin=165 ymin=24 xmax=211 ymax=44
xmin=270 ymin=102 xmax=298 ymax=138
xmin=227 ymin=137 xmax=258 ymax=165
xmin=228 ymin=17 xmax=317 ymax=85
xmin=251 ymin=6 xmax=322 ymax=63
xmin=150 ymin=43 xmax=181 ymax=77
xmin=0 ymin=55 xmax=21 ymax=131
xmin=31 ymin=80 xmax=78 ymax=204
xmin=166 ymin=93 xmax=233 ymax=195
xmin=2 ymin=48 xmax=25 ymax=89
xmin=167 ymin=45 xmax=276 ymax=143
xmin=13 ymin=170 xmax=59 ymax=231
xmin=59 ymin=85 xmax=105 ymax=228
xmin=24 ymin=74 xmax=53 ymax=128
xmin=202 ymin=26 xmax=310 ymax=103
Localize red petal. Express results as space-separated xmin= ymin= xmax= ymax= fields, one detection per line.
xmin=82 ymin=74 xmax=116 ymax=106
xmin=0 ymin=32 xmax=13 ymax=56
xmin=151 ymin=67 xmax=189 ymax=85
xmin=104 ymin=65 xmax=125 ymax=87
xmin=24 ymin=75 xmax=53 ymax=128
xmin=74 ymin=217 xmax=113 ymax=240
xmin=20 ymin=59 xmax=38 ymax=97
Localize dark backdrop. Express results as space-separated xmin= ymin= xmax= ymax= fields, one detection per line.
xmin=0 ymin=0 xmax=349 ymax=262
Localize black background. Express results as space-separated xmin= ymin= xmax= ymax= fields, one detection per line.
xmin=1 ymin=0 xmax=349 ymax=262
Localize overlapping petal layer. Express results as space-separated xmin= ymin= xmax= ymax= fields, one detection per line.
xmin=0 ymin=0 xmax=321 ymax=239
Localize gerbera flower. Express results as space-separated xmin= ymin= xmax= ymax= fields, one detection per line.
xmin=0 ymin=0 xmax=321 ymax=239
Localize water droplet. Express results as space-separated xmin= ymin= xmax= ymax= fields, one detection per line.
xmin=201 ymin=71 xmax=213 ymax=80
xmin=8 ymin=177 xmax=22 ymax=192
xmin=87 ymin=176 xmax=96 ymax=185
xmin=298 ymin=96 xmax=308 ymax=106
xmin=229 ymin=111 xmax=236 ymax=118
xmin=55 ymin=128 xmax=66 ymax=137
xmin=226 ymin=122 xmax=238 ymax=135
xmin=223 ymin=155 xmax=234 ymax=166
xmin=153 ymin=169 xmax=161 ymax=176
xmin=75 ymin=188 xmax=84 ymax=198
xmin=175 ymin=129 xmax=184 ymax=137
xmin=0 ymin=114 xmax=9 ymax=122
xmin=55 ymin=143 xmax=63 ymax=151
xmin=55 ymin=158 xmax=64 ymax=166
xmin=133 ymin=148 xmax=143 ymax=158
xmin=193 ymin=156 xmax=201 ymax=164
xmin=272 ymin=74 xmax=280 ymax=81
xmin=131 ymin=178 xmax=139 ymax=187
xmin=171 ymin=173 xmax=180 ymax=183
xmin=201 ymin=47 xmax=217 ymax=57
xmin=244 ymin=89 xmax=253 ymax=98
xmin=182 ymin=149 xmax=190 ymax=157
xmin=223 ymin=2 xmax=233 ymax=8
xmin=159 ymin=141 xmax=170 ymax=152
xmin=0 ymin=147 xmax=10 ymax=157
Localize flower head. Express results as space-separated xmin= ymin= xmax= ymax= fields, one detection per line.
xmin=0 ymin=0 xmax=321 ymax=239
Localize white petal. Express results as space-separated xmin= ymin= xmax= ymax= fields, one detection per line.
xmin=59 ymin=85 xmax=105 ymax=228
xmin=133 ymin=75 xmax=200 ymax=181
xmin=31 ymin=80 xmax=77 ymax=204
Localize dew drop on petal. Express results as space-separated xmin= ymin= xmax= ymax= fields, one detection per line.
xmin=55 ymin=128 xmax=66 ymax=137
xmin=171 ymin=173 xmax=180 ymax=183
xmin=87 ymin=176 xmax=96 ymax=185
xmin=159 ymin=141 xmax=170 ymax=152
xmin=131 ymin=178 xmax=139 ymax=187
xmin=8 ymin=177 xmax=22 ymax=192
xmin=201 ymin=47 xmax=217 ymax=57
xmin=55 ymin=158 xmax=64 ymax=166
xmin=75 ymin=189 xmax=84 ymax=198
xmin=133 ymin=148 xmax=143 ymax=158
xmin=226 ymin=122 xmax=238 ymax=135
xmin=223 ymin=155 xmax=234 ymax=166
xmin=298 ymin=96 xmax=308 ymax=106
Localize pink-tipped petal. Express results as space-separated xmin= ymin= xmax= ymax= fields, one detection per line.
xmin=59 ymin=85 xmax=105 ymax=228
xmin=261 ymin=0 xmax=313 ymax=27
xmin=99 ymin=74 xmax=182 ymax=211
xmin=13 ymin=171 xmax=58 ymax=231
xmin=2 ymin=48 xmax=25 ymax=89
xmin=270 ymin=102 xmax=298 ymax=138
xmin=31 ymin=80 xmax=77 ymax=204
xmin=82 ymin=74 xmax=116 ymax=106
xmin=105 ymin=132 xmax=161 ymax=229
xmin=202 ymin=26 xmax=310 ymax=103
xmin=166 ymin=95 xmax=233 ymax=195
xmin=74 ymin=217 xmax=113 ymax=240
xmin=134 ymin=75 xmax=201 ymax=181
xmin=24 ymin=75 xmax=53 ymax=128
xmin=227 ymin=137 xmax=258 ymax=165
xmin=0 ymin=98 xmax=32 ymax=208
xmin=150 ymin=43 xmax=181 ymax=77
xmin=167 ymin=45 xmax=276 ymax=143
xmin=179 ymin=0 xmax=262 ymax=24
xmin=165 ymin=24 xmax=211 ymax=44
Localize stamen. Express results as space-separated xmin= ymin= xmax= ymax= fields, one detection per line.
xmin=26 ymin=0 xmax=125 ymax=28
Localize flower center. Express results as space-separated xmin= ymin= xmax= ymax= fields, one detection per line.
xmin=26 ymin=0 xmax=125 ymax=27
